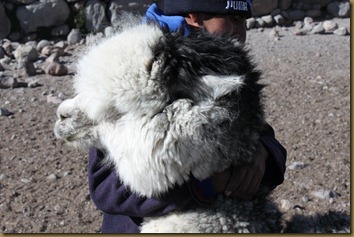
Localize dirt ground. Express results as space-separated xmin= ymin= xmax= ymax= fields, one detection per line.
xmin=0 ymin=18 xmax=350 ymax=233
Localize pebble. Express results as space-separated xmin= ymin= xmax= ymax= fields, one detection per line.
xmin=268 ymin=28 xmax=280 ymax=38
xmin=36 ymin=39 xmax=51 ymax=53
xmin=323 ymin=20 xmax=338 ymax=32
xmin=47 ymin=94 xmax=63 ymax=104
xmin=310 ymin=23 xmax=325 ymax=34
xmin=333 ymin=27 xmax=348 ymax=36
xmin=0 ymin=108 xmax=13 ymax=116
xmin=45 ymin=53 xmax=60 ymax=63
xmin=301 ymin=196 xmax=309 ymax=203
xmin=46 ymin=174 xmax=58 ymax=181
xmin=0 ymin=77 xmax=18 ymax=88
xmin=280 ymin=199 xmax=291 ymax=211
xmin=43 ymin=62 xmax=68 ymax=76
xmin=288 ymin=161 xmax=307 ymax=170
xmin=20 ymin=178 xmax=31 ymax=183
xmin=27 ymin=80 xmax=42 ymax=88
xmin=311 ymin=190 xmax=340 ymax=200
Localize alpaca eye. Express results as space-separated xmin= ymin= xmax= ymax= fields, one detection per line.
xmin=59 ymin=114 xmax=68 ymax=120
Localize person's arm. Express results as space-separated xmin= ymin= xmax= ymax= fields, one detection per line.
xmin=259 ymin=123 xmax=287 ymax=189
xmin=209 ymin=123 xmax=287 ymax=201
xmin=88 ymin=147 xmax=200 ymax=217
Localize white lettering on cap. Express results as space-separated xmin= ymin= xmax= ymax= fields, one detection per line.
xmin=225 ymin=1 xmax=248 ymax=11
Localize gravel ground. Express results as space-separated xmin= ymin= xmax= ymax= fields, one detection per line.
xmin=0 ymin=18 xmax=350 ymax=233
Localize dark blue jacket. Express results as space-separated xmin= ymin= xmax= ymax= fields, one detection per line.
xmin=88 ymin=4 xmax=287 ymax=233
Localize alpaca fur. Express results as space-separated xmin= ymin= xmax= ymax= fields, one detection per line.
xmin=54 ymin=15 xmax=279 ymax=232
xmin=55 ymin=16 xmax=265 ymax=197
xmin=54 ymin=15 xmax=351 ymax=233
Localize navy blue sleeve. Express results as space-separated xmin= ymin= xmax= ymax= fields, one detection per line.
xmin=260 ymin=123 xmax=287 ymax=189
xmin=88 ymin=148 xmax=197 ymax=217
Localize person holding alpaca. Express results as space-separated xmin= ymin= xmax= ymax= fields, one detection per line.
xmin=88 ymin=0 xmax=287 ymax=233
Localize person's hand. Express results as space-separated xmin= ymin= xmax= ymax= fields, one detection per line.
xmin=211 ymin=143 xmax=269 ymax=201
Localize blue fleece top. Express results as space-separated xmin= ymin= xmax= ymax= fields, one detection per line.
xmin=88 ymin=4 xmax=287 ymax=233
xmin=145 ymin=3 xmax=191 ymax=36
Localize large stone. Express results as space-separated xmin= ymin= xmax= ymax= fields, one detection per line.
xmin=16 ymin=0 xmax=70 ymax=34
xmin=13 ymin=44 xmax=38 ymax=62
xmin=0 ymin=3 xmax=11 ymax=40
xmin=278 ymin=0 xmax=292 ymax=10
xmin=327 ymin=1 xmax=350 ymax=18
xmin=11 ymin=0 xmax=37 ymax=4
xmin=306 ymin=9 xmax=322 ymax=18
xmin=293 ymin=0 xmax=332 ymax=7
xmin=252 ymin=0 xmax=278 ymax=17
xmin=85 ymin=0 xmax=109 ymax=33
xmin=288 ymin=10 xmax=306 ymax=21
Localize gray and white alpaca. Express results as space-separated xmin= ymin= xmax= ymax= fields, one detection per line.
xmin=54 ymin=16 xmax=351 ymax=233
xmin=54 ymin=15 xmax=280 ymax=233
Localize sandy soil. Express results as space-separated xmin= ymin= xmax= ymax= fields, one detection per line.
xmin=0 ymin=18 xmax=350 ymax=233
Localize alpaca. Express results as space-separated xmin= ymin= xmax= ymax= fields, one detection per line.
xmin=54 ymin=15 xmax=282 ymax=232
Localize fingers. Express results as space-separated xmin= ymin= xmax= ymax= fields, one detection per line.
xmin=225 ymin=162 xmax=264 ymax=200
xmin=224 ymin=166 xmax=246 ymax=197
xmin=231 ymin=168 xmax=262 ymax=200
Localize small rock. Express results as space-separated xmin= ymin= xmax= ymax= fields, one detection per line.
xmin=261 ymin=15 xmax=274 ymax=27
xmin=246 ymin=18 xmax=256 ymax=29
xmin=2 ymin=41 xmax=14 ymax=57
xmin=13 ymin=44 xmax=38 ymax=62
xmin=104 ymin=26 xmax=115 ymax=37
xmin=67 ymin=28 xmax=82 ymax=45
xmin=323 ymin=20 xmax=338 ymax=32
xmin=21 ymin=178 xmax=31 ymax=183
xmin=47 ymin=174 xmax=58 ymax=181
xmin=0 ymin=77 xmax=18 ymax=89
xmin=293 ymin=28 xmax=308 ymax=36
xmin=311 ymin=190 xmax=340 ymax=199
xmin=17 ymin=59 xmax=37 ymax=76
xmin=0 ymin=108 xmax=13 ymax=116
xmin=303 ymin=17 xmax=313 ymax=26
xmin=281 ymin=199 xmax=291 ymax=211
xmin=288 ymin=161 xmax=307 ymax=170
xmin=0 ymin=174 xmax=7 ymax=180
xmin=43 ymin=62 xmax=68 ymax=76
xmin=46 ymin=53 xmax=60 ymax=63
xmin=47 ymin=94 xmax=63 ymax=104
xmin=27 ymin=80 xmax=42 ymax=88
xmin=54 ymin=41 xmax=68 ymax=49
xmin=41 ymin=46 xmax=65 ymax=57
xmin=269 ymin=28 xmax=279 ymax=38
xmin=273 ymin=14 xmax=285 ymax=25
xmin=36 ymin=40 xmax=51 ymax=53
xmin=301 ymin=196 xmax=309 ymax=203
xmin=333 ymin=27 xmax=348 ymax=36
xmin=255 ymin=18 xmax=266 ymax=28
xmin=310 ymin=23 xmax=325 ymax=34
xmin=294 ymin=21 xmax=304 ymax=29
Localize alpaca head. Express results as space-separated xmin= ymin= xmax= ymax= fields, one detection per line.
xmin=54 ymin=15 xmax=265 ymax=197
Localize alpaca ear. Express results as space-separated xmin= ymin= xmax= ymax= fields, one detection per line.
xmin=202 ymin=75 xmax=244 ymax=100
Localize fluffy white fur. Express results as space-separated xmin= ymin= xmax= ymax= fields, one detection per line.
xmin=54 ymin=15 xmax=350 ymax=233
xmin=55 ymin=22 xmax=248 ymax=197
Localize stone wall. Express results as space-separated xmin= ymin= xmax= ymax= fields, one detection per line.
xmin=0 ymin=0 xmax=350 ymax=42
